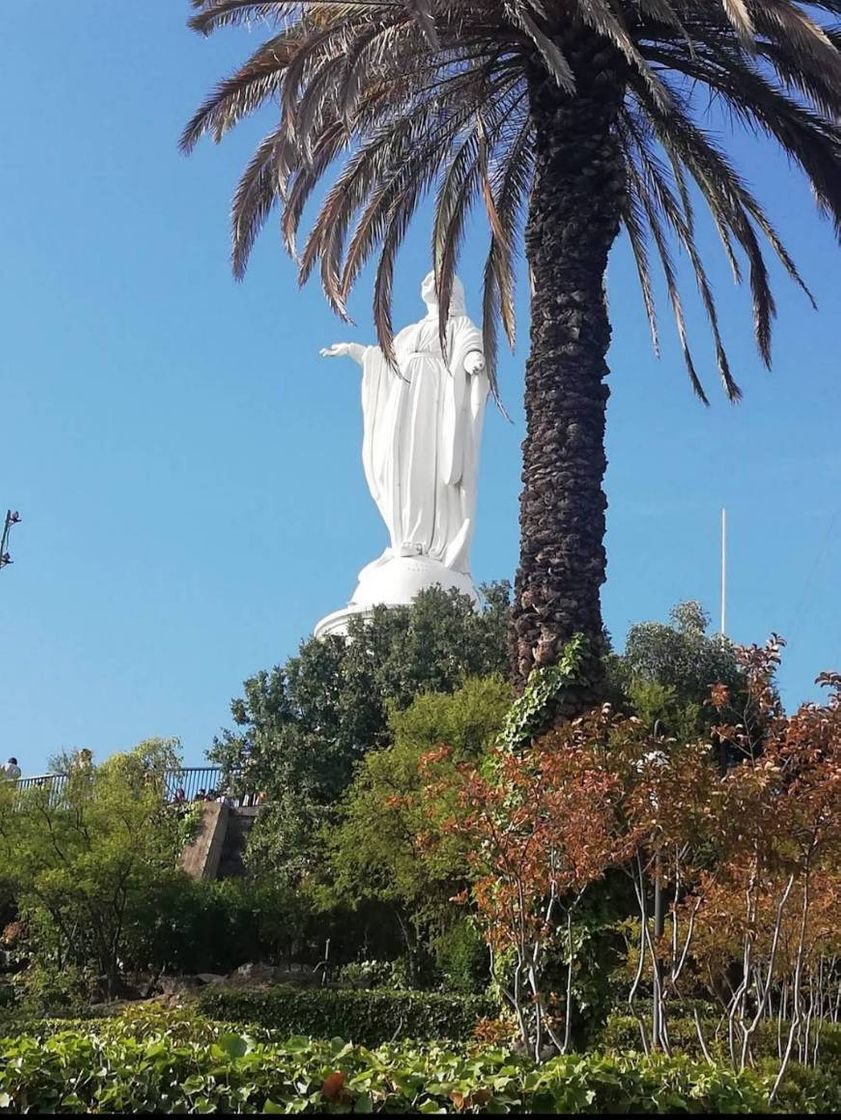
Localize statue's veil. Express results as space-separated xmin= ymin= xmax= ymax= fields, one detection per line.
xmin=421 ymin=271 xmax=467 ymax=317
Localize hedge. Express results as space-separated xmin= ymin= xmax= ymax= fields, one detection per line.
xmin=0 ymin=1012 xmax=773 ymax=1114
xmin=602 ymin=1014 xmax=841 ymax=1066
xmin=1 ymin=1005 xmax=119 ymax=1031
xmin=760 ymin=1058 xmax=841 ymax=1116
xmin=195 ymin=985 xmax=495 ymax=1045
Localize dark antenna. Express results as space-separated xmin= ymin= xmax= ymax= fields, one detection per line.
xmin=0 ymin=510 xmax=21 ymax=571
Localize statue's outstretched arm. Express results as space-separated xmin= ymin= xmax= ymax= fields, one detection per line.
xmin=320 ymin=343 xmax=366 ymax=366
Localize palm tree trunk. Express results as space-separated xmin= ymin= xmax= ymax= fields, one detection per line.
xmin=511 ymin=35 xmax=626 ymax=699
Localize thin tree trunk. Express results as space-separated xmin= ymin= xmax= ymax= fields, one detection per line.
xmin=629 ymin=857 xmax=651 ymax=1055
xmin=772 ymin=873 xmax=812 ymax=1103
xmin=563 ymin=907 xmax=575 ymax=1054
xmin=511 ymin=34 xmax=626 ymax=696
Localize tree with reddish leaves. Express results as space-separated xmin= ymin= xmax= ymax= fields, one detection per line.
xmin=680 ymin=641 xmax=841 ymax=1094
xmin=424 ymin=635 xmax=841 ymax=1090
xmin=421 ymin=706 xmax=649 ymax=1056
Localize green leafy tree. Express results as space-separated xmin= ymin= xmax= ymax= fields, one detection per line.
xmin=211 ymin=584 xmax=510 ymax=880
xmin=0 ymin=738 xmax=194 ymax=999
xmin=126 ymin=877 xmax=312 ymax=977
xmin=610 ymin=601 xmax=749 ymax=738
xmin=184 ymin=2 xmax=841 ymax=696
xmin=326 ymin=675 xmax=511 ymax=982
xmin=328 ymin=675 xmax=511 ymax=907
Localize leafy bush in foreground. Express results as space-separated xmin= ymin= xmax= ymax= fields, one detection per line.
xmin=195 ymin=985 xmax=495 ymax=1046
xmin=0 ymin=1015 xmax=772 ymax=1114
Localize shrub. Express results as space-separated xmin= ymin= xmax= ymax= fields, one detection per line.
xmin=0 ymin=738 xmax=195 ymax=999
xmin=601 ymin=1013 xmax=841 ymax=1067
xmin=0 ymin=1010 xmax=775 ymax=1113
xmin=758 ymin=1058 xmax=841 ymax=1115
xmin=125 ymin=877 xmax=311 ymax=977
xmin=335 ymin=959 xmax=403 ymax=990
xmin=432 ymin=920 xmax=489 ymax=995
xmin=11 ymin=962 xmax=91 ymax=1017
xmin=0 ymin=1006 xmax=206 ymax=1041
xmin=195 ymin=985 xmax=495 ymax=1046
xmin=602 ymin=1013 xmax=722 ymax=1055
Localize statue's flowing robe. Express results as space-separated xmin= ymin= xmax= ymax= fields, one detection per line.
xmin=359 ymin=307 xmax=489 ymax=575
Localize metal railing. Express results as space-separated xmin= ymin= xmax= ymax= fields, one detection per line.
xmin=163 ymin=767 xmax=225 ymax=803
xmin=11 ymin=767 xmax=259 ymax=809
xmin=15 ymin=774 xmax=64 ymax=794
xmin=13 ymin=772 xmax=68 ymax=808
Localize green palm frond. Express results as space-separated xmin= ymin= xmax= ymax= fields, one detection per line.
xmin=185 ymin=0 xmax=841 ymax=401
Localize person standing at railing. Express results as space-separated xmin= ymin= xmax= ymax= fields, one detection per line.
xmin=235 ymin=743 xmax=256 ymax=806
xmin=72 ymin=748 xmax=93 ymax=773
xmin=1 ymin=757 xmax=21 ymax=781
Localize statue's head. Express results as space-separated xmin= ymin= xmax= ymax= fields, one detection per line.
xmin=421 ymin=270 xmax=466 ymax=316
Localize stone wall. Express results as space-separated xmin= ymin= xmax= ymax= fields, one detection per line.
xmin=181 ymin=804 xmax=260 ymax=880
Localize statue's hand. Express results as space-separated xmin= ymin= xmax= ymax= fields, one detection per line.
xmin=320 ymin=343 xmax=365 ymax=364
xmin=464 ymin=350 xmax=486 ymax=375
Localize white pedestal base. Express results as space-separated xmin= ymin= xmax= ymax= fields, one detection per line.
xmin=314 ymin=551 xmax=479 ymax=639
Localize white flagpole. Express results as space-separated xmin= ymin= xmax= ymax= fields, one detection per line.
xmin=720 ymin=507 xmax=727 ymax=637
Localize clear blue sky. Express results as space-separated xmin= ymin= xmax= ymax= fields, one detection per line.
xmin=2 ymin=3 xmax=839 ymax=775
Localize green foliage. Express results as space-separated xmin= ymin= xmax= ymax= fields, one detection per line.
xmin=123 ymin=877 xmax=312 ymax=977
xmin=500 ymin=634 xmax=587 ymax=749
xmin=210 ymin=584 xmax=511 ymax=881
xmin=195 ymin=985 xmax=495 ymax=1046
xmin=609 ymin=601 xmax=748 ymax=736
xmin=431 ymin=919 xmax=489 ymax=995
xmin=387 ymin=673 xmax=513 ymax=759
xmin=559 ymin=885 xmax=635 ymax=1048
xmin=603 ymin=1014 xmax=713 ymax=1055
xmin=0 ymin=739 xmax=194 ymax=1000
xmin=2 ymin=1005 xmax=211 ymax=1040
xmin=11 ymin=960 xmax=91 ymax=1018
xmin=760 ymin=1059 xmax=841 ymax=1115
xmin=0 ymin=1006 xmax=777 ymax=1113
xmin=602 ymin=1018 xmax=841 ymax=1113
xmin=603 ymin=1014 xmax=841 ymax=1062
xmin=327 ymin=675 xmax=511 ymax=913
xmin=336 ymin=959 xmax=406 ymax=991
xmin=323 ymin=675 xmax=509 ymax=988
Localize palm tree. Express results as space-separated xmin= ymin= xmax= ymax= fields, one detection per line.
xmin=183 ymin=1 xmax=841 ymax=697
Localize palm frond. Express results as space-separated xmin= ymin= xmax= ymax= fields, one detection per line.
xmin=231 ymin=127 xmax=286 ymax=278
xmin=720 ymin=0 xmax=756 ymax=50
xmin=180 ymin=32 xmax=299 ymax=151
xmin=629 ymin=158 xmax=709 ymax=403
xmin=621 ymin=187 xmax=661 ymax=357
xmin=405 ymin=0 xmax=440 ymax=47
xmin=481 ymin=115 xmax=533 ymax=398
xmin=186 ymin=0 xmax=841 ymax=402
xmin=189 ymin=1 xmax=291 ymax=36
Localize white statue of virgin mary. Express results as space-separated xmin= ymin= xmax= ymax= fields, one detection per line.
xmin=315 ymin=272 xmax=490 ymax=636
